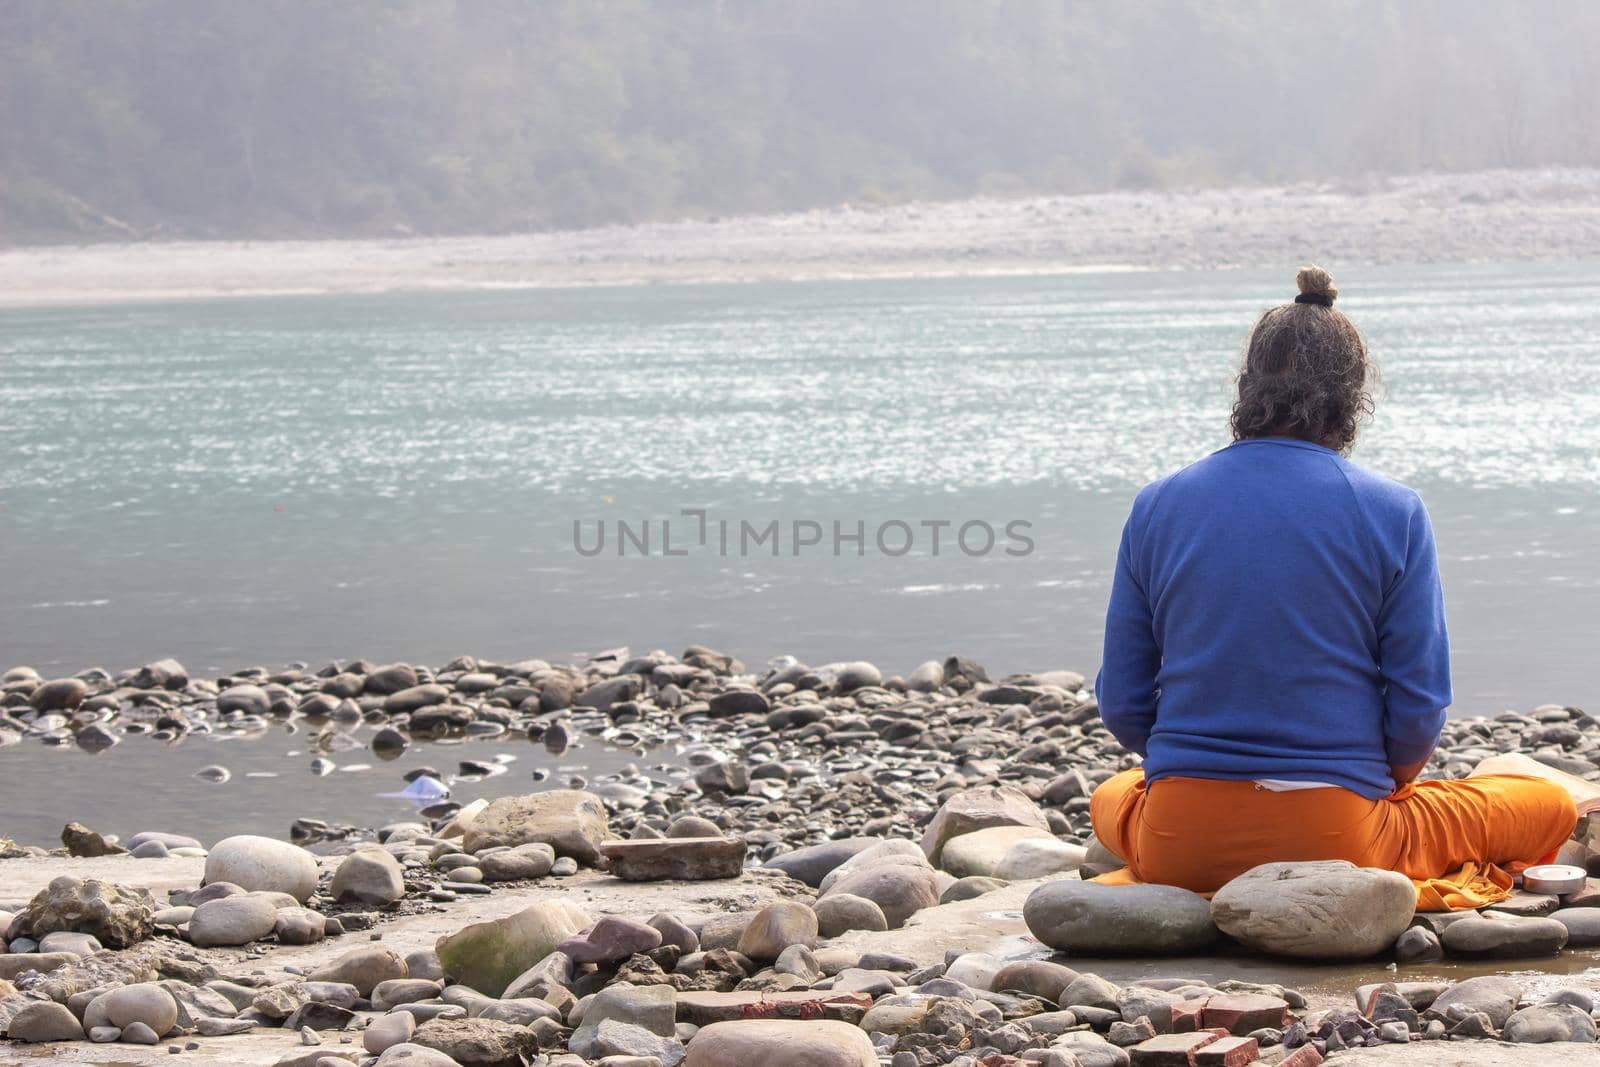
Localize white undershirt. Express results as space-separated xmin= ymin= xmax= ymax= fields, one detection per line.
xmin=1253 ymin=778 xmax=1340 ymax=791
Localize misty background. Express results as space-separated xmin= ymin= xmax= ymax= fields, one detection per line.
xmin=4 ymin=0 xmax=1600 ymax=245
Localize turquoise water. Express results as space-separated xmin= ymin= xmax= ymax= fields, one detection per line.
xmin=3 ymin=262 xmax=1598 ymax=715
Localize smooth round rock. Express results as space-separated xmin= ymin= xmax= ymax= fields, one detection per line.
xmin=822 ymin=864 xmax=941 ymax=929
xmin=1550 ymin=908 xmax=1600 ymax=948
xmin=814 ymin=893 xmax=888 ymax=937
xmin=330 ymin=848 xmax=405 ymax=905
xmin=1502 ymin=1002 xmax=1598 ymax=1043
xmin=204 ymin=835 xmax=320 ymax=902
xmin=684 ymin=1019 xmax=877 ymax=1067
xmin=364 ymin=1011 xmax=417 ymax=1054
xmin=1210 ymin=860 xmax=1415 ymax=959
xmin=1439 ymin=914 xmax=1568 ymax=959
xmin=1024 ymin=880 xmax=1217 ymax=954
xmin=189 ymin=894 xmax=279 ymax=947
xmin=736 ymin=901 xmax=818 ymax=961
xmin=83 ymin=983 xmax=179 ymax=1038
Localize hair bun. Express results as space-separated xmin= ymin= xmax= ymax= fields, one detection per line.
xmin=1295 ymin=265 xmax=1338 ymax=304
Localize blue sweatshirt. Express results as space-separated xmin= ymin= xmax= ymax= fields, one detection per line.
xmin=1095 ymin=436 xmax=1451 ymax=800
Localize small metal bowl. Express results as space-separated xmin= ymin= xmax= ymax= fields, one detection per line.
xmin=1522 ymin=863 xmax=1587 ymax=896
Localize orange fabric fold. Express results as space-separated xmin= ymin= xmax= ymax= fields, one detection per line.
xmin=1088 ymin=769 xmax=1576 ymax=911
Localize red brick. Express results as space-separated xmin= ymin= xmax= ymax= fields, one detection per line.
xmin=1168 ymin=998 xmax=1209 ymax=1033
xmin=1195 ymin=1036 xmax=1260 ymax=1066
xmin=1130 ymin=1031 xmax=1222 ymax=1066
xmin=1274 ymin=1046 xmax=1324 ymax=1067
xmin=1201 ymin=993 xmax=1290 ymax=1036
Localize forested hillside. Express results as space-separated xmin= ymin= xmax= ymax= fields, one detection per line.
xmin=2 ymin=0 xmax=1597 ymax=244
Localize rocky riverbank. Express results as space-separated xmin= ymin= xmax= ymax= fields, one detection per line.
xmin=2 ymin=168 xmax=1599 ymax=307
xmin=3 ymin=648 xmax=1600 ymax=1066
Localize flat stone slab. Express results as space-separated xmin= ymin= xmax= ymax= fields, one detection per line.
xmin=600 ymin=837 xmax=746 ymax=880
xmin=675 ymin=989 xmax=872 ymax=1025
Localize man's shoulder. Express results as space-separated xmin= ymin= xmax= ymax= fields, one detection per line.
xmin=1335 ymin=457 xmax=1426 ymax=519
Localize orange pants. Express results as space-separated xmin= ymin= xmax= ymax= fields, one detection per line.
xmin=1089 ymin=770 xmax=1578 ymax=910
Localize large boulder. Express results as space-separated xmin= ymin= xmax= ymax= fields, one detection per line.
xmin=920 ymin=786 xmax=1050 ymax=864
xmin=1024 ymin=880 xmax=1218 ymax=955
xmin=204 ymin=836 xmax=320 ymax=903
xmin=1210 ymin=860 xmax=1415 ymax=959
xmin=435 ymin=899 xmax=589 ymax=998
xmin=685 ymin=1019 xmax=877 ymax=1067
xmin=13 ymin=876 xmax=156 ymax=949
xmin=461 ymin=790 xmax=610 ymax=862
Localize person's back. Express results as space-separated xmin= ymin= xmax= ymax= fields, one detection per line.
xmin=1087 ymin=266 xmax=1576 ymax=909
xmin=1102 ymin=436 xmax=1449 ymax=798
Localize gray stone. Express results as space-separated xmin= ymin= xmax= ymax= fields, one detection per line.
xmin=411 ymin=1016 xmax=539 ymax=1065
xmin=571 ymin=983 xmax=677 ymax=1058
xmin=813 ymin=893 xmax=887 ymax=937
xmin=1550 ymin=907 xmax=1600 ymax=947
xmin=940 ymin=825 xmax=1055 ymax=877
xmin=761 ymin=838 xmax=880 ymax=887
xmin=461 ymin=789 xmax=611 ymax=862
xmin=600 ymin=838 xmax=746 ymax=881
xmin=1024 ymin=880 xmax=1217 ymax=954
xmin=13 ymin=875 xmax=156 ymax=948
xmin=330 ymin=847 xmax=405 ymax=905
xmin=189 ymin=893 xmax=280 ymax=946
xmin=479 ymin=843 xmax=556 ymax=881
xmin=308 ymin=945 xmax=408 ymax=997
xmin=204 ymin=835 xmax=320 ymax=902
xmin=941 ymin=876 xmax=1008 ymax=903
xmin=275 ymin=906 xmax=328 ymax=945
xmin=682 ymin=1019 xmax=876 ymax=1067
xmin=821 ymin=863 xmax=941 ymax=928
xmin=735 ymin=902 xmax=817 ymax=961
xmin=561 ymin=914 xmax=662 ymax=964
xmin=1425 ymin=976 xmax=1523 ymax=1028
xmin=84 ymin=983 xmax=180 ymax=1038
xmin=1438 ymin=913 xmax=1568 ymax=958
xmin=434 ymin=899 xmax=587 ymax=998
xmin=921 ymin=785 xmax=1051 ymax=864
xmin=1393 ymin=925 xmax=1444 ymax=962
xmin=365 ymin=1011 xmax=418 ymax=1055
xmin=7 ymin=1000 xmax=86 ymax=1042
xmin=121 ymin=1020 xmax=161 ymax=1044
xmin=375 ymin=1044 xmax=463 ymax=1066
xmin=1502 ymin=1003 xmax=1598 ymax=1043
xmin=1209 ymin=860 xmax=1415 ymax=959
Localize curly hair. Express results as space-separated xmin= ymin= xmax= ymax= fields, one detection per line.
xmin=1230 ymin=266 xmax=1375 ymax=455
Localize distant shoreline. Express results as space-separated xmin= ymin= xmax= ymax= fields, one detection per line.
xmin=2 ymin=168 xmax=1598 ymax=308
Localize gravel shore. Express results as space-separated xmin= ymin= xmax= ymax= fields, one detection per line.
xmin=1 ymin=169 xmax=1598 ymax=307
xmin=3 ymin=649 xmax=1600 ymax=1065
